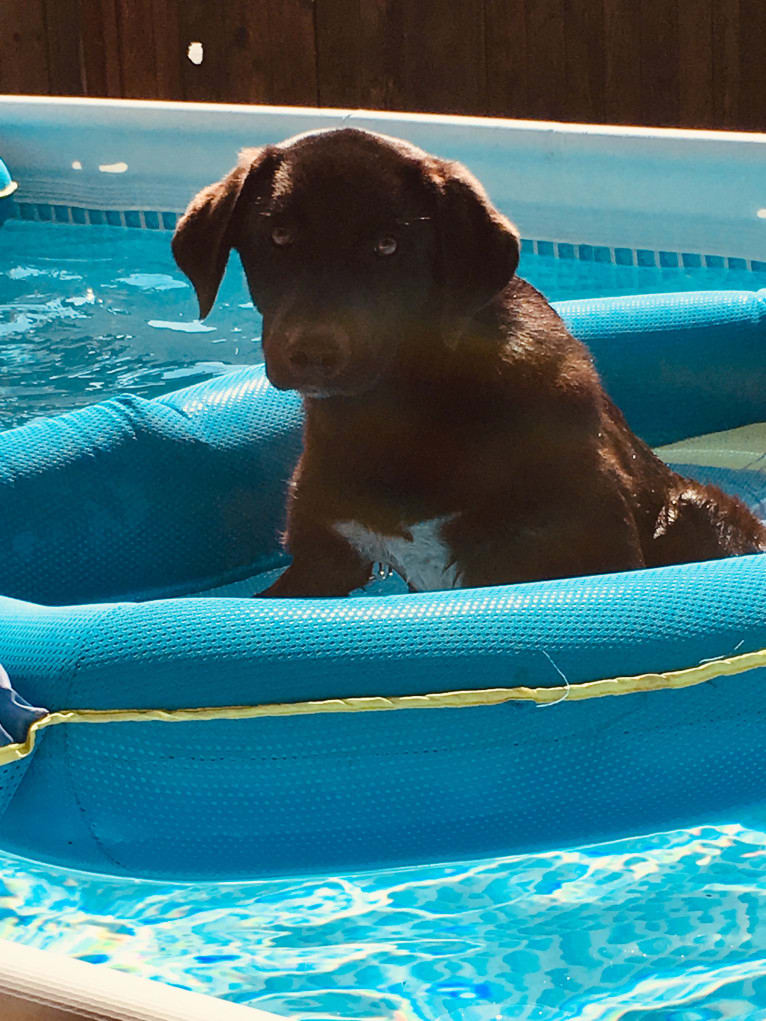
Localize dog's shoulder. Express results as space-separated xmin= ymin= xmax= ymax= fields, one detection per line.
xmin=483 ymin=276 xmax=603 ymax=414
xmin=500 ymin=276 xmax=580 ymax=351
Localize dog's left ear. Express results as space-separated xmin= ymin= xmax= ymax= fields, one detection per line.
xmin=428 ymin=159 xmax=520 ymax=346
xmin=172 ymin=146 xmax=278 ymax=319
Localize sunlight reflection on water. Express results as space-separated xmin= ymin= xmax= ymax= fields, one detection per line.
xmin=3 ymin=823 xmax=766 ymax=1019
xmin=2 ymin=219 xmax=764 ymax=430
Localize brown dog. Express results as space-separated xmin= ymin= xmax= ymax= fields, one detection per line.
xmin=173 ymin=128 xmax=766 ymax=596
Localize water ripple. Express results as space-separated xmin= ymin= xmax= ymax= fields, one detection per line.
xmin=0 ymin=221 xmax=262 ymax=428
xmin=2 ymin=219 xmax=764 ymax=430
xmin=2 ymin=822 xmax=766 ymax=1018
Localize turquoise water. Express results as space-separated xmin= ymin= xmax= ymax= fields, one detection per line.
xmin=3 ymin=824 xmax=766 ymax=1020
xmin=2 ymin=219 xmax=765 ymax=429
xmin=3 ymin=218 xmax=766 ymax=1018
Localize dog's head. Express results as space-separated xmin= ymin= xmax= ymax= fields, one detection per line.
xmin=172 ymin=128 xmax=520 ymax=397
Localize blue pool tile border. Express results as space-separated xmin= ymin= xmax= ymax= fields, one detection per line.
xmin=9 ymin=201 xmax=766 ymax=275
xmin=525 ymin=237 xmax=766 ymax=276
xmin=14 ymin=201 xmax=178 ymax=231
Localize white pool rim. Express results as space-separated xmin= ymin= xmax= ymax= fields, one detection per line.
xmin=0 ymin=936 xmax=283 ymax=1020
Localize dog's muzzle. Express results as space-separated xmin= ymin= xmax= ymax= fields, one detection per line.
xmin=267 ymin=324 xmax=353 ymax=393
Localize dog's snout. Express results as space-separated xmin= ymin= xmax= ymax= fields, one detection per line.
xmin=287 ymin=330 xmax=346 ymax=379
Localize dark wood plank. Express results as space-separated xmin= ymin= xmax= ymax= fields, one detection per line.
xmin=375 ymin=0 xmax=410 ymax=112
xmin=484 ymin=0 xmax=529 ymax=119
xmin=563 ymin=0 xmax=606 ymax=123
xmin=43 ymin=0 xmax=85 ymax=95
xmin=524 ymin=0 xmax=566 ymax=121
xmin=79 ymin=0 xmax=123 ymax=96
xmin=358 ymin=0 xmax=403 ymax=110
xmin=226 ymin=1 xmax=273 ymax=104
xmin=639 ymin=0 xmax=680 ymax=128
xmin=116 ymin=0 xmax=159 ymax=99
xmin=178 ymin=0 xmax=212 ymax=102
xmin=678 ymin=0 xmax=713 ymax=128
xmin=270 ymin=0 xmax=318 ymax=106
xmin=400 ymin=0 xmax=485 ymax=115
xmin=603 ymin=0 xmax=642 ymax=126
xmin=712 ymin=1 xmax=740 ymax=128
xmin=179 ymin=0 xmax=272 ymax=104
xmin=151 ymin=0 xmax=183 ymax=100
xmin=737 ymin=0 xmax=766 ymax=131
xmin=315 ymin=0 xmax=361 ymax=108
xmin=0 ymin=0 xmax=51 ymax=94
xmin=315 ymin=0 xmax=410 ymax=113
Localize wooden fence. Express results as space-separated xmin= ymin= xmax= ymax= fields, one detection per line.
xmin=0 ymin=0 xmax=764 ymax=131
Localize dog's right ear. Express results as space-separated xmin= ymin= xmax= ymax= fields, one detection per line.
xmin=172 ymin=147 xmax=278 ymax=319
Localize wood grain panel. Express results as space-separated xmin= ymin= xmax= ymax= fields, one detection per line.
xmin=358 ymin=0 xmax=404 ymax=110
xmin=269 ymin=0 xmax=317 ymax=106
xmin=737 ymin=0 xmax=766 ymax=130
xmin=639 ymin=0 xmax=680 ymax=128
xmin=178 ymin=0 xmax=215 ymax=102
xmin=43 ymin=0 xmax=85 ymax=95
xmin=315 ymin=0 xmax=361 ymax=107
xmin=400 ymin=0 xmax=485 ymax=115
xmin=0 ymin=0 xmax=50 ymax=95
xmin=79 ymin=0 xmax=122 ymax=96
xmin=151 ymin=0 xmax=183 ymax=100
xmin=603 ymin=0 xmax=642 ymax=126
xmin=678 ymin=0 xmax=713 ymax=128
xmin=179 ymin=0 xmax=272 ymax=104
xmin=116 ymin=0 xmax=160 ymax=99
xmin=484 ymin=0 xmax=529 ymax=119
xmin=712 ymin=1 xmax=740 ymax=128
xmin=563 ymin=0 xmax=605 ymax=123
xmin=524 ymin=0 xmax=566 ymax=121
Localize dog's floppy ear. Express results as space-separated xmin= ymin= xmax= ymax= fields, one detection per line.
xmin=172 ymin=147 xmax=278 ymax=319
xmin=428 ymin=159 xmax=520 ymax=346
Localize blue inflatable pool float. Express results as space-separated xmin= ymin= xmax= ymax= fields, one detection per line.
xmin=0 ymin=289 xmax=764 ymax=881
xmin=0 ymin=158 xmax=18 ymax=227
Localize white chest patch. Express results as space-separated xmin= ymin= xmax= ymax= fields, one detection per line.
xmin=334 ymin=515 xmax=462 ymax=592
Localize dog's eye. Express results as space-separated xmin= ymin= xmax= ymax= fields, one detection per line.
xmin=271 ymin=225 xmax=296 ymax=247
xmin=374 ymin=235 xmax=398 ymax=257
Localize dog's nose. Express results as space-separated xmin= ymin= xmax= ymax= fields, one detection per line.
xmin=287 ymin=331 xmax=344 ymax=379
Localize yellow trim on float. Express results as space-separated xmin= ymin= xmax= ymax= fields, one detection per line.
xmin=2 ymin=645 xmax=765 ymax=768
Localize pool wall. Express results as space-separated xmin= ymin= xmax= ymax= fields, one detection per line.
xmin=2 ymin=96 xmax=765 ymax=266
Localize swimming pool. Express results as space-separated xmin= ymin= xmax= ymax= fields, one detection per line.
xmin=2 ymin=98 xmax=766 ymax=1020
xmin=3 ymin=218 xmax=764 ymax=430
xmin=4 ymin=823 xmax=766 ymax=1019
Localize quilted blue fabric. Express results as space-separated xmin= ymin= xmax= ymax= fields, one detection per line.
xmin=0 ymin=289 xmax=763 ymax=879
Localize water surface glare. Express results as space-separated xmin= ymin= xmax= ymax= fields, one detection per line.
xmin=2 ymin=220 xmax=764 ymax=429
xmin=3 ymin=823 xmax=766 ymax=1019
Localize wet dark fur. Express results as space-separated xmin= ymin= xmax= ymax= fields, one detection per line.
xmin=173 ymin=128 xmax=766 ymax=596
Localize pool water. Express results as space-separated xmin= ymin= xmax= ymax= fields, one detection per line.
xmin=2 ymin=218 xmax=766 ymax=1019
xmin=3 ymin=823 xmax=766 ymax=1020
xmin=2 ymin=219 xmax=765 ymax=429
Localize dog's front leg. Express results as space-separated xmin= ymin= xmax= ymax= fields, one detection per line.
xmin=259 ymin=524 xmax=373 ymax=598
